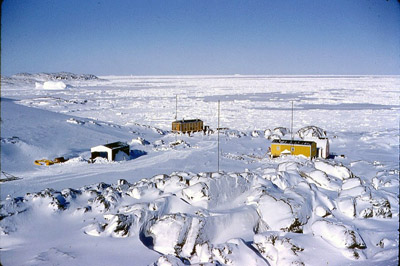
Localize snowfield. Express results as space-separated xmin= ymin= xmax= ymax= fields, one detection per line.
xmin=1 ymin=74 xmax=399 ymax=265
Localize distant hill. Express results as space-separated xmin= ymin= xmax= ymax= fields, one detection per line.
xmin=11 ymin=72 xmax=100 ymax=81
xmin=1 ymin=72 xmax=104 ymax=88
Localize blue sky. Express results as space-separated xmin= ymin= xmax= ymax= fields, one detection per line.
xmin=2 ymin=0 xmax=400 ymax=75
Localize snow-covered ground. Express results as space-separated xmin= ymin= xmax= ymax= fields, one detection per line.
xmin=1 ymin=74 xmax=399 ymax=265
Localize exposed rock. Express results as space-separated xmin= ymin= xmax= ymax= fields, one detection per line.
xmin=103 ymin=214 xmax=133 ymax=237
xmin=61 ymin=188 xmax=82 ymax=200
xmin=0 ymin=195 xmax=27 ymax=220
xmin=315 ymin=205 xmax=331 ymax=218
xmin=372 ymin=198 xmax=392 ymax=218
xmin=359 ymin=208 xmax=373 ymax=218
xmin=116 ymin=179 xmax=131 ymax=193
xmin=251 ymin=130 xmax=263 ymax=137
xmin=89 ymin=195 xmax=110 ymax=212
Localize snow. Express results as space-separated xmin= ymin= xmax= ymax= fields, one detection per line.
xmin=35 ymin=81 xmax=67 ymax=90
xmin=314 ymin=160 xmax=354 ymax=180
xmin=311 ymin=220 xmax=366 ymax=250
xmin=0 ymin=74 xmax=399 ymax=265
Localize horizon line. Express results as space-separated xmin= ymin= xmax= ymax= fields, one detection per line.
xmin=3 ymin=72 xmax=400 ymax=78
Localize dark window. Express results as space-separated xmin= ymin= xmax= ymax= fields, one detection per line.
xmin=91 ymin=151 xmax=108 ymax=160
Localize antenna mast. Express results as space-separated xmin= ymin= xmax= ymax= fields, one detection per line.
xmin=291 ymin=100 xmax=294 ymax=142
xmin=175 ymin=95 xmax=178 ymax=120
xmin=174 ymin=95 xmax=178 ymax=141
xmin=291 ymin=100 xmax=294 ymax=154
xmin=218 ymin=100 xmax=220 ymax=173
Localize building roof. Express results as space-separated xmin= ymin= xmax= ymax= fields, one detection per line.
xmin=173 ymin=119 xmax=203 ymax=123
xmin=272 ymin=139 xmax=316 ymax=146
xmin=102 ymin=141 xmax=129 ymax=149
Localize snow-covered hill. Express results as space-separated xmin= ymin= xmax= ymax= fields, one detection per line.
xmin=1 ymin=72 xmax=104 ymax=91
xmin=9 ymin=72 xmax=100 ymax=82
xmin=1 ymin=75 xmax=399 ymax=265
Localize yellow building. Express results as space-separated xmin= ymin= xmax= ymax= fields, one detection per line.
xmin=172 ymin=119 xmax=204 ymax=133
xmin=270 ymin=139 xmax=317 ymax=158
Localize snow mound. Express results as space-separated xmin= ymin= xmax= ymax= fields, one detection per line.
xmin=263 ymin=129 xmax=271 ymax=137
xmin=180 ymin=172 xmax=253 ymax=210
xmin=146 ymin=214 xmax=268 ymax=265
xmin=224 ymin=129 xmax=247 ymax=138
xmin=312 ymin=220 xmax=366 ymax=250
xmin=254 ymin=233 xmax=304 ymax=265
xmin=66 ymin=118 xmax=85 ymax=124
xmin=35 ymin=81 xmax=67 ymax=90
xmin=299 ymin=169 xmax=341 ymax=191
xmin=210 ymin=238 xmax=269 ymax=265
xmin=146 ymin=213 xmax=195 ymax=255
xmin=153 ymin=255 xmax=185 ymax=266
xmin=169 ymin=140 xmax=190 ymax=148
xmin=314 ymin=160 xmax=354 ymax=180
xmin=257 ymin=194 xmax=298 ymax=231
xmin=130 ymin=137 xmax=150 ymax=146
xmin=297 ymin=126 xmax=327 ymax=139
xmin=273 ymin=127 xmax=289 ymax=137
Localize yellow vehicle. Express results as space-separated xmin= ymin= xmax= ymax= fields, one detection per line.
xmin=34 ymin=157 xmax=67 ymax=166
xmin=34 ymin=159 xmax=54 ymax=166
xmin=270 ymin=139 xmax=317 ymax=159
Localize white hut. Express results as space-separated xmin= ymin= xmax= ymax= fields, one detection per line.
xmin=312 ymin=137 xmax=330 ymax=159
xmin=91 ymin=141 xmax=130 ymax=161
xmin=297 ymin=126 xmax=330 ymax=159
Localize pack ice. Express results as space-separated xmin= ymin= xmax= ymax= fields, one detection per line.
xmin=0 ymin=74 xmax=398 ymax=265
